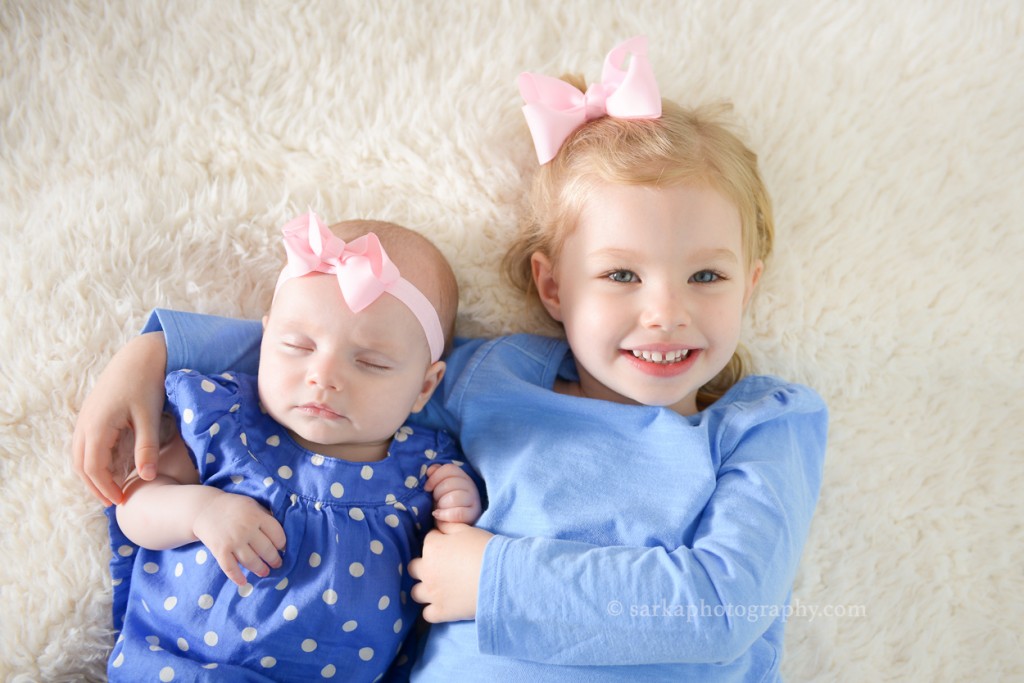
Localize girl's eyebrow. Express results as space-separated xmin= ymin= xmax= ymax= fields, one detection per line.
xmin=590 ymin=246 xmax=741 ymax=263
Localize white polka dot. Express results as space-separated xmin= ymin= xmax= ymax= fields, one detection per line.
xmin=385 ymin=494 xmax=397 ymax=505
xmin=202 ymin=663 xmax=219 ymax=670
xmin=330 ymin=482 xmax=344 ymax=498
xmin=209 ymin=422 xmax=220 ymax=437
xmin=349 ymin=507 xmax=365 ymax=521
xmin=174 ymin=562 xmax=183 ymax=577
xmin=204 ymin=631 xmax=218 ymax=646
xmin=196 ymin=549 xmax=208 ymax=565
xmin=369 ymin=540 xmax=384 ymax=555
xmin=229 ymin=402 xmax=240 ymax=413
xmin=261 ymin=656 xmax=277 ymax=668
xmin=290 ymin=493 xmax=298 ymax=506
xmin=241 ymin=627 xmax=257 ymax=642
xmin=349 ymin=562 xmax=365 ymax=577
xmin=238 ymin=582 xmax=253 ymax=598
xmin=342 ymin=620 xmax=358 ymax=632
xmin=177 ymin=637 xmax=189 ymax=651
xmin=301 ymin=638 xmax=318 ymax=653
xmin=240 ymin=433 xmax=248 ymax=446
xmin=163 ymin=596 xmax=177 ymax=610
xmin=322 ymin=589 xmax=338 ymax=605
xmin=394 ymin=502 xmax=407 ymax=512
xmin=266 ymin=435 xmax=280 ymax=446
xmin=112 ymin=652 xmax=124 ymax=668
xmin=322 ymin=664 xmax=337 ymax=678
xmin=283 ymin=605 xmax=298 ymax=621
xmin=205 ymin=453 xmax=215 ymax=464
xmin=378 ymin=596 xmax=390 ymax=610
xmin=143 ymin=562 xmax=159 ymax=574
xmin=309 ymin=552 xmax=322 ymax=568
xmin=275 ymin=578 xmax=289 ymax=590
xmin=425 ymin=449 xmax=437 ymax=460
xmin=201 ymin=379 xmax=216 ymax=393
xmin=311 ymin=454 xmax=325 ymax=466
xmin=360 ymin=465 xmax=373 ymax=480
xmin=159 ymin=666 xmax=175 ymax=682
xmin=359 ymin=647 xmax=374 ymax=661
xmin=198 ymin=594 xmax=214 ymax=609
xmin=405 ymin=476 xmax=418 ymax=489
xmin=146 ymin=635 xmax=160 ymax=647
xmin=278 ymin=466 xmax=293 ymax=479
xmin=111 ymin=578 xmax=122 ymax=587
xmin=393 ymin=618 xmax=403 ymax=633
xmin=263 ymin=476 xmax=273 ymax=486
xmin=384 ymin=514 xmax=400 ymax=528
xmin=182 ymin=409 xmax=194 ymax=424
xmin=117 ymin=545 xmax=134 ymax=557
xmin=230 ymin=475 xmax=243 ymax=485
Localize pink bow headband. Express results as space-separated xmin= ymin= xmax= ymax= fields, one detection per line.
xmin=519 ymin=36 xmax=662 ymax=164
xmin=274 ymin=212 xmax=445 ymax=362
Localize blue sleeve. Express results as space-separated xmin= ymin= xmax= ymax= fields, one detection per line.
xmin=142 ymin=309 xmax=263 ymax=375
xmin=475 ymin=388 xmax=828 ymax=665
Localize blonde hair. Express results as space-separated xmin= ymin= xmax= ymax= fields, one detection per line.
xmin=503 ymin=86 xmax=774 ymax=408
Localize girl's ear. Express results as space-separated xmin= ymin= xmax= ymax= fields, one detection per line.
xmin=530 ymin=252 xmax=563 ymax=322
xmin=410 ymin=361 xmax=446 ymax=413
xmin=743 ymin=259 xmax=764 ymax=309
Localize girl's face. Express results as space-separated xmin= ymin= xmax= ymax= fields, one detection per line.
xmin=532 ymin=182 xmax=762 ymax=416
xmin=258 ymin=274 xmax=443 ymax=461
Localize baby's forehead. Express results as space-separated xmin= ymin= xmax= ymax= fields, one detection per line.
xmin=271 ymin=276 xmax=429 ymax=354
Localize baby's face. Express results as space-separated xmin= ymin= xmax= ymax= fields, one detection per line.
xmin=258 ymin=273 xmax=438 ymax=461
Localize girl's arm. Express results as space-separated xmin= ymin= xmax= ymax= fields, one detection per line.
xmin=412 ymin=397 xmax=827 ymax=665
xmin=116 ymin=434 xmax=286 ymax=587
xmin=73 ymin=310 xmax=262 ymax=505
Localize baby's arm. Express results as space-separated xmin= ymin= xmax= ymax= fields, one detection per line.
xmin=424 ymin=463 xmax=482 ymax=524
xmin=116 ymin=436 xmax=286 ymax=587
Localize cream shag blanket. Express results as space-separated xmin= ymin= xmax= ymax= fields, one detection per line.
xmin=1 ymin=2 xmax=1021 ymax=681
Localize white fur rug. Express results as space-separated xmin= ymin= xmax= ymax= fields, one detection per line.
xmin=2 ymin=2 xmax=1021 ymax=680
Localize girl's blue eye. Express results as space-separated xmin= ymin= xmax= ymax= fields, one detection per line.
xmin=691 ymin=270 xmax=720 ymax=284
xmin=608 ymin=270 xmax=639 ymax=283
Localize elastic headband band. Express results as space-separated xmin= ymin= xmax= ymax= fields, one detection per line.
xmin=274 ymin=211 xmax=445 ymax=362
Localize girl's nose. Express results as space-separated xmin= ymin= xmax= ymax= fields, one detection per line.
xmin=640 ymin=285 xmax=691 ymax=331
xmin=308 ymin=357 xmax=343 ymax=391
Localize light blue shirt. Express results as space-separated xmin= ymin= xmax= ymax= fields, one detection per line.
xmin=146 ymin=310 xmax=828 ymax=682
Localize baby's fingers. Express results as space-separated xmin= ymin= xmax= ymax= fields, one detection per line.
xmin=432 ymin=505 xmax=478 ymax=523
xmin=209 ymin=548 xmax=248 ymax=587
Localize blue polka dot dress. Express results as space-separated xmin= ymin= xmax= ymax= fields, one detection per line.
xmin=106 ymin=370 xmax=460 ymax=682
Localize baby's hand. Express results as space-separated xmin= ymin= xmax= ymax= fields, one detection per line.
xmin=424 ymin=463 xmax=482 ymax=524
xmin=192 ymin=492 xmax=287 ymax=587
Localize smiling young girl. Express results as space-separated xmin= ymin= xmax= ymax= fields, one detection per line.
xmin=76 ymin=38 xmax=827 ymax=681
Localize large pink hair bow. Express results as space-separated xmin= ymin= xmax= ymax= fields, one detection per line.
xmin=519 ymin=36 xmax=662 ymax=164
xmin=274 ymin=211 xmax=445 ymax=362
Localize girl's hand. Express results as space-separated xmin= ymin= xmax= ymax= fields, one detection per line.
xmin=424 ymin=463 xmax=483 ymax=524
xmin=408 ymin=522 xmax=493 ymax=622
xmin=72 ymin=332 xmax=169 ymax=506
xmin=192 ymin=491 xmax=287 ymax=587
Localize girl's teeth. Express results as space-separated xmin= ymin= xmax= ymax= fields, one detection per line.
xmin=632 ymin=349 xmax=690 ymax=364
